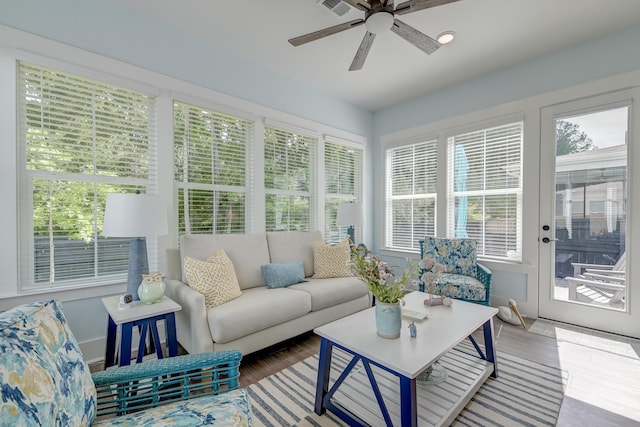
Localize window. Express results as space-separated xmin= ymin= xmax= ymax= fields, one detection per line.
xmin=324 ymin=141 xmax=363 ymax=243
xmin=18 ymin=62 xmax=155 ymax=290
xmin=447 ymin=121 xmax=523 ymax=260
xmin=264 ymin=125 xmax=316 ymax=231
xmin=385 ymin=140 xmax=437 ymax=250
xmin=174 ymin=101 xmax=251 ymax=235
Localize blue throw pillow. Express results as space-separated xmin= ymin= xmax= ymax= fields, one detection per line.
xmin=261 ymin=260 xmax=308 ymax=288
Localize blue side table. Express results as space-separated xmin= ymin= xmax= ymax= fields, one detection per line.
xmin=102 ymin=295 xmax=182 ymax=367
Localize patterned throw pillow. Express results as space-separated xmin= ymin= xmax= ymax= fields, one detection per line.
xmin=183 ymin=249 xmax=242 ymax=309
xmin=311 ymin=239 xmax=352 ymax=279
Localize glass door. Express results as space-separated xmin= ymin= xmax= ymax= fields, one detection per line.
xmin=539 ymin=91 xmax=639 ymax=337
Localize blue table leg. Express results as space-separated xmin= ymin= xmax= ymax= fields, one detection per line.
xmin=314 ymin=338 xmax=333 ymax=415
xmin=105 ymin=315 xmax=117 ymax=368
xmin=399 ymin=375 xmax=417 ymax=427
xmin=120 ymin=322 xmax=133 ymax=366
xmin=165 ymin=312 xmax=178 ymax=357
xmin=149 ymin=319 xmax=163 ymax=359
xmin=136 ymin=321 xmax=149 ymax=363
xmin=483 ymin=317 xmax=498 ymax=378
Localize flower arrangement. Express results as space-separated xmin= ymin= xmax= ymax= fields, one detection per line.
xmin=350 ymin=244 xmax=419 ymax=304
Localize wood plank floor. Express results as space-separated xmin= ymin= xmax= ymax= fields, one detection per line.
xmin=239 ymin=317 xmax=640 ymax=427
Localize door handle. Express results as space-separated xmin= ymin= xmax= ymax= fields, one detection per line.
xmin=541 ymin=237 xmax=558 ymax=243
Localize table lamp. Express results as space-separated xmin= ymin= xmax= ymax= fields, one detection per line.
xmin=103 ymin=192 xmax=168 ymax=300
xmin=337 ymin=202 xmax=364 ymax=244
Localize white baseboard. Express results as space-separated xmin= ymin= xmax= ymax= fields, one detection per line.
xmin=78 ymin=323 xmax=166 ymax=365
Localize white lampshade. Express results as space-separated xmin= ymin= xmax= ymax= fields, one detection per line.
xmin=103 ymin=193 xmax=168 ymax=238
xmin=337 ymin=202 xmax=364 ymax=227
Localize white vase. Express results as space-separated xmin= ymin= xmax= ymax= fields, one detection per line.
xmin=375 ymin=301 xmax=402 ymax=339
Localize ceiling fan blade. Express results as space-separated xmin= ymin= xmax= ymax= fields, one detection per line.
xmin=341 ymin=0 xmax=371 ymax=11
xmin=390 ymin=19 xmax=441 ymax=54
xmin=395 ymin=0 xmax=461 ymax=15
xmin=289 ymin=19 xmax=364 ymax=46
xmin=349 ymin=32 xmax=376 ymax=71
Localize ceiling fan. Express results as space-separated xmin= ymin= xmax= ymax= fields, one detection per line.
xmin=288 ymin=0 xmax=461 ymax=71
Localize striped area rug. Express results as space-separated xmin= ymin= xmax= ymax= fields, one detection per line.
xmin=247 ymin=341 xmax=566 ymax=426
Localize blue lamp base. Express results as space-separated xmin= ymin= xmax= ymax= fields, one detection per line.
xmin=346 ymin=226 xmax=355 ymax=245
xmin=127 ymin=237 xmax=149 ymax=301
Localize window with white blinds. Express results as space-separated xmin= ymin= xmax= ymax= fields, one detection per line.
xmin=264 ymin=125 xmax=316 ymax=232
xmin=324 ymin=141 xmax=363 ymax=244
xmin=386 ymin=140 xmax=437 ymax=250
xmin=174 ymin=101 xmax=251 ymax=235
xmin=17 ymin=61 xmax=156 ymax=290
xmin=447 ymin=121 xmax=523 ymax=260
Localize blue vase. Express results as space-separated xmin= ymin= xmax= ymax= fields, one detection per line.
xmin=375 ymin=302 xmax=402 ymax=339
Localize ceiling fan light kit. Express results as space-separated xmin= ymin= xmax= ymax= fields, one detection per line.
xmin=365 ymin=11 xmax=394 ymax=34
xmin=289 ymin=0 xmax=461 ymax=71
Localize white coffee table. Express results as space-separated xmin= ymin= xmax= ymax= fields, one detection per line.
xmin=313 ymin=291 xmax=499 ymax=427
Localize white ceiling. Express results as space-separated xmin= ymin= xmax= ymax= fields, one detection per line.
xmin=117 ymin=0 xmax=640 ymax=112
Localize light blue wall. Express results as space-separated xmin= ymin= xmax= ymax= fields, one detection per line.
xmin=371 ymin=23 xmax=640 ymax=254
xmin=0 ymin=1 xmax=374 ymax=353
xmin=0 ymin=0 xmax=373 ymax=137
xmin=4 ymin=1 xmax=640 ymax=348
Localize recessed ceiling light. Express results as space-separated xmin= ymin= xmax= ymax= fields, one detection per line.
xmin=437 ymin=31 xmax=455 ymax=45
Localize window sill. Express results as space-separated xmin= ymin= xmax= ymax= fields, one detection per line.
xmin=0 ymin=281 xmax=126 ymax=311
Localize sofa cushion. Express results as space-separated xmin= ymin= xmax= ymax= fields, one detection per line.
xmin=266 ymin=230 xmax=323 ymax=278
xmin=184 ymin=250 xmax=242 ymax=308
xmin=91 ymin=388 xmax=252 ymax=426
xmin=207 ymin=287 xmax=312 ymax=343
xmin=288 ymin=277 xmax=369 ymax=311
xmin=0 ymin=300 xmax=97 ymax=426
xmin=311 ymin=239 xmax=352 ymax=279
xmin=261 ymin=260 xmax=307 ymax=289
xmin=181 ymin=233 xmax=270 ymax=289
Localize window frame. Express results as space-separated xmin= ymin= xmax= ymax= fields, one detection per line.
xmin=17 ymin=60 xmax=159 ymax=292
xmin=173 ymin=100 xmax=253 ymax=236
xmin=263 ymin=122 xmax=318 ymax=232
xmin=445 ymin=121 xmax=524 ymax=261
xmin=324 ymin=138 xmax=364 ymax=244
xmin=384 ymin=138 xmax=438 ymax=252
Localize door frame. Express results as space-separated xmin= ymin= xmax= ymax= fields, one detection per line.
xmin=538 ymin=89 xmax=640 ymax=338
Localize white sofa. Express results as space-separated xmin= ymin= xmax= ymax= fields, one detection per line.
xmin=165 ymin=230 xmax=370 ymax=355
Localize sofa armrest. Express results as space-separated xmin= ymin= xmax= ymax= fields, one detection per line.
xmin=92 ymin=350 xmax=242 ymax=417
xmin=165 ymin=278 xmax=214 ymax=354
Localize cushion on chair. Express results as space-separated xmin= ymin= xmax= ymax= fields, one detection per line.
xmin=0 ymin=300 xmax=97 ymax=426
xmin=91 ymin=388 xmax=252 ymax=426
xmin=420 ymin=236 xmax=477 ymax=277
xmin=432 ymin=273 xmax=487 ymax=302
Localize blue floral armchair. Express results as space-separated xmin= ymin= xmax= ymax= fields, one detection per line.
xmin=0 ymin=299 xmax=252 ymax=426
xmin=419 ymin=236 xmax=492 ymax=306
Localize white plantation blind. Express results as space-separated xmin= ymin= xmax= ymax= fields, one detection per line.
xmin=174 ymin=101 xmax=251 ymax=235
xmin=18 ymin=61 xmax=156 ymax=289
xmin=264 ymin=125 xmax=316 ymax=232
xmin=386 ymin=140 xmax=437 ymax=250
xmin=447 ymin=121 xmax=523 ymax=260
xmin=324 ymin=141 xmax=363 ymax=244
